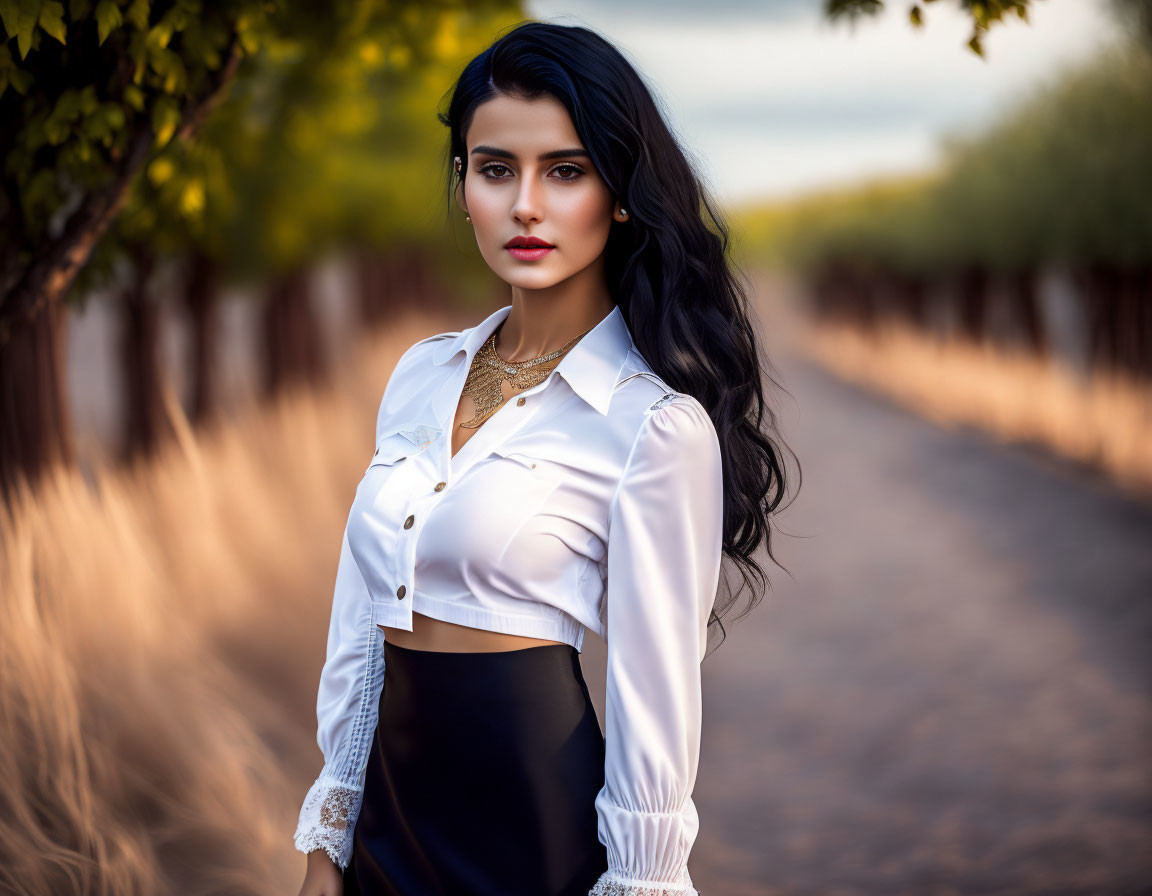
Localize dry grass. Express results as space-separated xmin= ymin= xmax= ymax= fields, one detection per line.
xmin=0 ymin=309 xmax=455 ymax=895
xmin=800 ymin=315 xmax=1152 ymax=500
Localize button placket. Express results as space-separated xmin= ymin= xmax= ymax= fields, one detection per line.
xmin=386 ymin=450 xmax=431 ymax=605
xmin=392 ymin=460 xmax=447 ymax=605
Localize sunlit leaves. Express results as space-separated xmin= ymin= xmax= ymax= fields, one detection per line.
xmin=37 ymin=1 xmax=66 ymax=44
xmin=147 ymin=156 xmax=175 ymax=185
xmin=150 ymin=95 xmax=180 ymax=146
xmin=0 ymin=0 xmax=270 ymax=252
xmin=94 ymin=0 xmax=121 ymax=45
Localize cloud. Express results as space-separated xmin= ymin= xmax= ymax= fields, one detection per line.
xmin=524 ymin=0 xmax=1125 ymax=203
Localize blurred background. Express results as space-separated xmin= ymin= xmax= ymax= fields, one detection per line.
xmin=1 ymin=1 xmax=1150 ymax=893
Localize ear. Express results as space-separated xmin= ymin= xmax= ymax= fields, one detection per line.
xmin=454 ymin=179 xmax=468 ymax=216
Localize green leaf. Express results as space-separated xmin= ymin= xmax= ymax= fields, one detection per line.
xmin=10 ymin=3 xmax=39 ymax=60
xmin=151 ymin=94 xmax=179 ymax=146
xmin=103 ymin=103 xmax=124 ymax=129
xmin=78 ymin=83 xmax=97 ymax=113
xmin=45 ymin=116 xmax=69 ymax=144
xmin=94 ymin=0 xmax=121 ymax=45
xmin=123 ymin=82 xmax=145 ymax=111
xmin=147 ymin=19 xmax=172 ymax=48
xmin=125 ymin=0 xmax=148 ymax=30
xmin=24 ymin=168 xmax=59 ymax=219
xmin=38 ymin=0 xmax=66 ymax=44
xmin=8 ymin=63 xmax=32 ymax=93
xmin=0 ymin=1 xmax=20 ymax=39
xmin=54 ymin=87 xmax=81 ymax=119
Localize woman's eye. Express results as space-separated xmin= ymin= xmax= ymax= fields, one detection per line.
xmin=479 ymin=163 xmax=510 ymax=180
xmin=476 ymin=163 xmax=584 ymax=181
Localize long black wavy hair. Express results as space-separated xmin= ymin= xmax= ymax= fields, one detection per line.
xmin=437 ymin=20 xmax=798 ymax=656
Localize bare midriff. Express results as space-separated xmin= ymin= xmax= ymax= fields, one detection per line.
xmin=379 ymin=612 xmax=567 ymax=652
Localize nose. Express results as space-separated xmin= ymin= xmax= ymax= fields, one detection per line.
xmin=510 ymin=173 xmax=543 ymax=226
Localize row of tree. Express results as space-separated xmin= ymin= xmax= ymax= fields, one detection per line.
xmin=1 ymin=1 xmax=522 ymax=504
xmin=736 ymin=33 xmax=1152 ymax=380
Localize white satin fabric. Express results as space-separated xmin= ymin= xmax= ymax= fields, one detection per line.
xmin=294 ymin=303 xmax=724 ymax=896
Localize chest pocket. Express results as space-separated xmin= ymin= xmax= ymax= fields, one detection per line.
xmin=365 ymin=422 xmax=441 ymax=474
xmin=366 ymin=433 xmax=412 ymax=471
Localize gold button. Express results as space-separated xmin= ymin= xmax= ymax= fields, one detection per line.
xmin=403 ymin=515 xmax=414 ymax=529
xmin=516 ymin=397 xmax=526 ymax=406
xmin=434 ymin=481 xmax=446 ymax=491
xmin=396 ymin=584 xmax=406 ymax=599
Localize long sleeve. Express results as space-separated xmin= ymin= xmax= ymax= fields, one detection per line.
xmin=292 ymin=517 xmax=386 ymax=869
xmin=292 ymin=367 xmax=416 ymax=870
xmin=589 ymin=395 xmax=725 ymax=896
xmin=292 ymin=334 xmax=447 ymax=867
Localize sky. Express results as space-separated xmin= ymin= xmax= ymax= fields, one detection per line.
xmin=523 ymin=0 xmax=1128 ymax=207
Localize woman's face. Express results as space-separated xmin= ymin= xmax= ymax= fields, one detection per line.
xmin=458 ymin=92 xmax=621 ymax=291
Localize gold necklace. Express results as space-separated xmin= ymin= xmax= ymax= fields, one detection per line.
xmin=459 ymin=321 xmax=593 ymax=429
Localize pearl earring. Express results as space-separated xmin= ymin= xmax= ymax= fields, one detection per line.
xmin=618 ymin=208 xmax=628 ymax=220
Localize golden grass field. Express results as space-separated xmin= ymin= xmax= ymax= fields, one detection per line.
xmin=0 ymin=311 xmax=449 ymax=895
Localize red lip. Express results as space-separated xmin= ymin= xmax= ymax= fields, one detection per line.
xmin=504 ymin=235 xmax=554 ymax=248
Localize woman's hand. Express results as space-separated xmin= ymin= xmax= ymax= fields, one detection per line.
xmin=297 ymin=849 xmax=343 ymax=896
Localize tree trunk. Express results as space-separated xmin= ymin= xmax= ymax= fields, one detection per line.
xmin=956 ymin=264 xmax=988 ymax=344
xmin=261 ymin=265 xmax=328 ymax=399
xmin=1009 ymin=266 xmax=1047 ymax=357
xmin=118 ymin=248 xmax=174 ymax=464
xmin=1078 ymin=262 xmax=1120 ymax=375
xmin=355 ymin=249 xmax=398 ymax=327
xmin=0 ymin=296 xmax=73 ymax=505
xmin=1118 ymin=265 xmax=1152 ymax=381
xmin=182 ymin=250 xmax=221 ymax=425
xmin=900 ymin=272 xmax=929 ymax=329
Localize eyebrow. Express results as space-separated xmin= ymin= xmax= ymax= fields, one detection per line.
xmin=469 ymin=145 xmax=590 ymax=161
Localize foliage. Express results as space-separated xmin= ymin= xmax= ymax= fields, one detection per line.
xmin=0 ymin=0 xmax=268 ymax=250
xmin=824 ymin=0 xmax=1038 ymax=57
xmin=1 ymin=0 xmax=525 ymax=319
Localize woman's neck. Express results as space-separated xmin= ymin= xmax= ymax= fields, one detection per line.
xmin=499 ymin=285 xmax=615 ymax=362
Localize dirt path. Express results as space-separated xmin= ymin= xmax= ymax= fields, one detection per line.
xmin=580 ymin=277 xmax=1152 ymax=895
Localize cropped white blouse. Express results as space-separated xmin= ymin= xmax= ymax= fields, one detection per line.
xmin=294 ymin=302 xmax=724 ymax=896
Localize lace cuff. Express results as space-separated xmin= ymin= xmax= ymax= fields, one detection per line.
xmin=293 ymin=773 xmax=364 ymax=870
xmin=588 ymin=866 xmax=698 ymax=896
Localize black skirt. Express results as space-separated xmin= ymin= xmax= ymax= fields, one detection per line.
xmin=342 ymin=640 xmax=609 ymax=896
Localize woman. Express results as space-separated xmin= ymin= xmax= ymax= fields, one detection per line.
xmin=295 ymin=20 xmax=789 ymax=896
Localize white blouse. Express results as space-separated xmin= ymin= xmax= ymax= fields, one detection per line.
xmin=294 ymin=302 xmax=724 ymax=896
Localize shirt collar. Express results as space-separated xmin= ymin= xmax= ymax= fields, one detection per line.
xmin=429 ymin=303 xmax=634 ymax=416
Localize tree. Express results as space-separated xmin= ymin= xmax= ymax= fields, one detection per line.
xmin=824 ymin=0 xmax=1038 ymax=57
xmin=0 ymin=0 xmax=271 ymax=499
